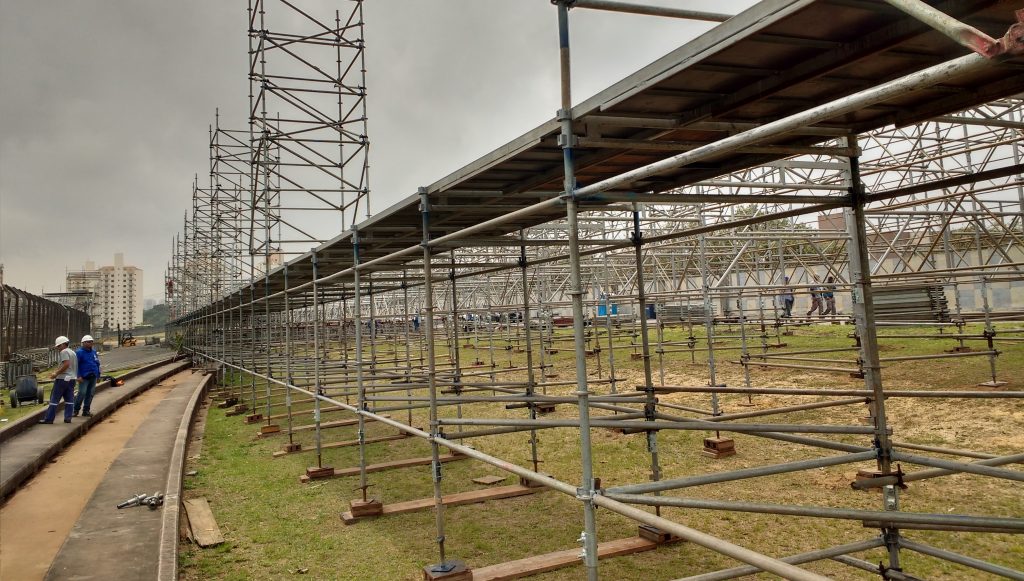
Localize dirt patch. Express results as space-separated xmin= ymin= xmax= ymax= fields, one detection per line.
xmin=0 ymin=375 xmax=184 ymax=581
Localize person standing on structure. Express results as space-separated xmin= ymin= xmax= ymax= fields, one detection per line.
xmin=806 ymin=281 xmax=823 ymax=318
xmin=40 ymin=336 xmax=78 ymax=424
xmin=779 ymin=276 xmax=795 ymax=317
xmin=74 ymin=334 xmax=101 ymax=417
xmin=820 ymin=276 xmax=837 ymax=317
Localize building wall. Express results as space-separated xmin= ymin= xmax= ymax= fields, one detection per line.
xmin=66 ymin=253 xmax=143 ymax=332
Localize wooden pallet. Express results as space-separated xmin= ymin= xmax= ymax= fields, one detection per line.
xmin=341 ymin=484 xmax=542 ymax=525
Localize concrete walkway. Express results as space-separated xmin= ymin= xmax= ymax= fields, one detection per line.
xmin=0 ymin=360 xmax=188 ymax=501
xmin=100 ymin=344 xmax=175 ymax=372
xmin=44 ymin=370 xmax=209 ymax=580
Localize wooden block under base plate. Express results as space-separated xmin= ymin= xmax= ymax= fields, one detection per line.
xmin=701 ymin=437 xmax=736 ymax=459
xmin=260 ymin=424 xmax=281 ymax=435
xmin=546 ymin=349 xmax=559 ymax=355
xmin=350 ymin=498 xmax=383 ymax=517
xmin=282 ymin=442 xmax=302 ymax=453
xmin=849 ymin=371 xmax=865 ymax=379
xmin=535 ymin=403 xmax=557 ymax=415
xmin=244 ymin=413 xmax=264 ymax=424
xmin=225 ymin=404 xmax=249 ymax=416
xmin=216 ymin=397 xmax=238 ymax=408
xmin=423 ymin=560 xmax=472 ymax=581
xmin=638 ymin=524 xmax=682 ymax=544
xmin=630 ymin=353 xmax=644 ymax=360
xmin=305 ymin=465 xmax=335 ymax=480
xmin=947 ymin=346 xmax=973 ymax=353
xmin=520 ymin=473 xmax=552 ymax=488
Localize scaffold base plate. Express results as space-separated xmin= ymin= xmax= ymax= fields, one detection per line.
xmin=423 ymin=560 xmax=472 ymax=581
xmin=978 ymin=380 xmax=1008 ymax=387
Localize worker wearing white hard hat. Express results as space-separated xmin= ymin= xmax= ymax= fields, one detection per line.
xmin=75 ymin=334 xmax=101 ymax=417
xmin=40 ymin=336 xmax=78 ymax=424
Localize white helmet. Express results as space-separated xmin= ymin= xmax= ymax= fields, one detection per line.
xmin=82 ymin=335 xmax=95 ymax=342
xmin=55 ymin=336 xmax=70 ymax=347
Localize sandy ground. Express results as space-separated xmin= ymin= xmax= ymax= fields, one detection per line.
xmin=0 ymin=374 xmax=185 ymax=581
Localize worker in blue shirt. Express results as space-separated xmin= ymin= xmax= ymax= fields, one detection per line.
xmin=74 ymin=335 xmax=102 ymax=417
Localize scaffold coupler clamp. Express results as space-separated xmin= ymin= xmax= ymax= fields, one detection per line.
xmin=576 ymin=531 xmax=589 ymax=560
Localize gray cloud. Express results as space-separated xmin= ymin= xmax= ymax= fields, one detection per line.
xmin=1 ymin=0 xmax=753 ymax=300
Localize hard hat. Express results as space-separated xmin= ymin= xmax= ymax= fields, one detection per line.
xmin=55 ymin=336 xmax=70 ymax=347
xmin=82 ymin=335 xmax=95 ymax=342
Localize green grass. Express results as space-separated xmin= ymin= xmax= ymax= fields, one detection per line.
xmin=180 ymin=322 xmax=1023 ymax=580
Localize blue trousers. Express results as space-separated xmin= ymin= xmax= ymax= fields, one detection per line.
xmin=43 ymin=379 xmax=76 ymax=422
xmin=75 ymin=375 xmax=98 ymax=414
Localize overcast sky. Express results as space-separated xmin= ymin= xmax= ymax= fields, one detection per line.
xmin=0 ymin=0 xmax=756 ymax=303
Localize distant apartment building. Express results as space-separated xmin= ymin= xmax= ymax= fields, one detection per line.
xmin=66 ymin=253 xmax=143 ymax=332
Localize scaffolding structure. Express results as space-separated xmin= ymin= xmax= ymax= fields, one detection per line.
xmin=168 ymin=2 xmax=1024 ymax=579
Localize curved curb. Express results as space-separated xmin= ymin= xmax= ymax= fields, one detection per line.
xmin=157 ymin=372 xmax=213 ymax=581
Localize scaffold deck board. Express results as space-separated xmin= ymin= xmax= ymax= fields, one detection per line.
xmin=341 ymin=484 xmax=542 ymax=524
xmin=472 ymin=536 xmax=667 ymax=581
xmin=300 ymin=453 xmax=466 ymax=483
xmin=272 ymin=433 xmax=408 ymax=458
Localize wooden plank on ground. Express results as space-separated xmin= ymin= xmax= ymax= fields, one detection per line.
xmin=472 ymin=475 xmax=507 ymax=485
xmin=272 ymin=433 xmax=407 ymax=458
xmin=183 ymin=497 xmax=225 ymax=548
xmin=341 ymin=484 xmax=542 ymax=524
xmin=472 ymin=537 xmax=661 ymax=581
xmin=258 ymin=414 xmax=390 ymax=438
xmin=300 ymin=453 xmax=466 ymax=483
